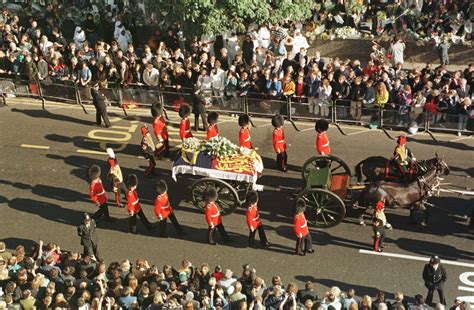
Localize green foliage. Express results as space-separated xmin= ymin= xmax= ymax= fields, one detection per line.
xmin=148 ymin=0 xmax=316 ymax=36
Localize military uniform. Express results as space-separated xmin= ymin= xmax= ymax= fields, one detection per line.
xmin=315 ymin=119 xmax=331 ymax=156
xmin=239 ymin=114 xmax=253 ymax=149
xmin=151 ymin=103 xmax=170 ymax=158
xmin=140 ymin=125 xmax=157 ymax=176
xmin=294 ymin=199 xmax=313 ymax=256
xmin=272 ymin=115 xmax=287 ymax=172
xmin=393 ymin=135 xmax=414 ymax=175
xmin=205 ymin=188 xmax=231 ymax=245
xmin=106 ymin=148 xmax=126 ymax=207
xmin=126 ymin=175 xmax=154 ymax=234
xmin=207 ymin=124 xmax=219 ymax=140
xmin=154 ymin=180 xmax=185 ymax=237
xmin=91 ymin=88 xmax=111 ymax=127
xmin=88 ymin=165 xmax=113 ymax=222
xmin=179 ymin=104 xmax=193 ymax=141
xmin=245 ymin=191 xmax=269 ymax=248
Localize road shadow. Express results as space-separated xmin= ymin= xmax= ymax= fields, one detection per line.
xmin=393 ymin=237 xmax=474 ymax=262
xmin=409 ymin=136 xmax=474 ymax=152
xmin=0 ymin=180 xmax=89 ymax=203
xmin=261 ymin=156 xmax=302 ymax=174
xmin=1 ymin=237 xmax=38 ymax=255
xmin=11 ymin=107 xmax=95 ymax=126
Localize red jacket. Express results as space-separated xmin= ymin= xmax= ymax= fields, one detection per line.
xmin=294 ymin=213 xmax=309 ymax=237
xmin=89 ymin=179 xmax=107 ymax=205
xmin=179 ymin=118 xmax=193 ymax=141
xmin=272 ymin=127 xmax=286 ymax=153
xmin=126 ymin=188 xmax=142 ymax=214
xmin=239 ymin=127 xmax=253 ymax=149
xmin=205 ymin=201 xmax=222 ymax=227
xmin=153 ymin=115 xmax=168 ymax=141
xmin=207 ymin=124 xmax=219 ymax=140
xmin=246 ymin=204 xmax=262 ymax=230
xmin=154 ymin=193 xmax=173 ymax=220
xmin=316 ymin=132 xmax=331 ymax=155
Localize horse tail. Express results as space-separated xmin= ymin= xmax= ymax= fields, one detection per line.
xmin=354 ymin=160 xmax=364 ymax=183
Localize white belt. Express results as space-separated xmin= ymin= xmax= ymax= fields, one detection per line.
xmin=97 ymin=190 xmax=105 ymax=195
xmin=322 ymin=142 xmax=329 ymax=147
xmin=161 ymin=205 xmax=170 ymax=209
xmin=301 ymin=223 xmax=307 ymax=228
xmin=277 ymin=140 xmax=285 ymax=143
xmin=211 ymin=213 xmax=220 ymax=217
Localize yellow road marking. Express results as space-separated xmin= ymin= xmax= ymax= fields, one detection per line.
xmin=77 ymin=149 xmax=107 ymax=155
xmin=88 ymin=130 xmax=132 ymax=142
xmin=111 ymin=124 xmax=139 ymax=133
xmin=21 ymin=144 xmax=50 ymax=150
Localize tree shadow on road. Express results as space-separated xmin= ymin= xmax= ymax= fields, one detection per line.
xmin=11 ymin=107 xmax=95 ymax=126
xmin=0 ymin=180 xmax=88 ymax=202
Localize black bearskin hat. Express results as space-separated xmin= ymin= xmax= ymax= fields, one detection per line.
xmin=246 ymin=190 xmax=259 ymax=205
xmin=295 ymin=198 xmax=306 ymax=214
xmin=178 ymin=104 xmax=191 ymax=118
xmin=88 ymin=164 xmax=101 ymax=181
xmin=127 ymin=174 xmax=138 ymax=188
xmin=151 ymin=103 xmax=163 ymax=117
xmin=238 ymin=114 xmax=250 ymax=127
xmin=315 ymin=119 xmax=329 ymax=132
xmin=271 ymin=115 xmax=284 ymax=128
xmin=156 ymin=180 xmax=168 ymax=195
xmin=207 ymin=111 xmax=219 ymax=125
xmin=205 ymin=187 xmax=218 ymax=202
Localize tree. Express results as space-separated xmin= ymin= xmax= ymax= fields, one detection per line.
xmin=148 ymin=0 xmax=316 ymax=36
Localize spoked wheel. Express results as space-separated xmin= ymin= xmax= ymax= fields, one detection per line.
xmin=302 ymin=155 xmax=351 ymax=184
xmin=228 ymin=181 xmax=253 ymax=204
xmin=190 ymin=178 xmax=240 ymax=216
xmin=295 ymin=188 xmax=346 ymax=228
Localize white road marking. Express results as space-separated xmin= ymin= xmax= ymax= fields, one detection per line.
xmin=359 ymin=249 xmax=474 ymax=268
xmin=21 ymin=144 xmax=50 ymax=150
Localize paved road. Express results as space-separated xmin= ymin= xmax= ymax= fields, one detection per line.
xmin=0 ymin=99 xmax=473 ymax=304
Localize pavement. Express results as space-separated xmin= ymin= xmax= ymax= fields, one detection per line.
xmin=0 ymin=98 xmax=473 ymax=305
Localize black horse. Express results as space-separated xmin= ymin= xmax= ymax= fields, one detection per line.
xmin=357 ymin=161 xmax=449 ymax=226
xmin=354 ymin=155 xmax=449 ymax=183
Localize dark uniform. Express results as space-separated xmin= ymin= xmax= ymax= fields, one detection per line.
xmin=77 ymin=213 xmax=100 ymax=260
xmin=422 ymin=256 xmax=447 ymax=306
xmin=373 ymin=218 xmax=385 ymax=252
xmin=91 ymin=87 xmax=111 ymax=127
xmin=192 ymin=92 xmax=208 ymax=131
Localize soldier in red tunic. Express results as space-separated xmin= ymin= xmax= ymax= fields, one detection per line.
xmin=179 ymin=104 xmax=193 ymax=141
xmin=154 ymin=180 xmax=185 ymax=238
xmin=205 ymin=188 xmax=232 ymax=245
xmin=239 ymin=114 xmax=253 ymax=149
xmin=88 ymin=164 xmax=114 ymax=222
xmin=245 ymin=191 xmax=270 ymax=248
xmin=206 ymin=112 xmax=219 ymax=140
xmin=106 ymin=148 xmax=126 ymax=208
xmin=126 ymin=174 xmax=154 ymax=234
xmin=294 ymin=199 xmax=314 ymax=256
xmin=272 ymin=115 xmax=287 ymax=172
xmin=315 ymin=119 xmax=331 ymax=155
xmin=140 ymin=124 xmax=157 ymax=177
xmin=151 ymin=103 xmax=170 ymax=158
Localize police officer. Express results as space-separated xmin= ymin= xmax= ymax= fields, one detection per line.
xmin=422 ymin=255 xmax=447 ymax=306
xmin=91 ymin=83 xmax=111 ymax=127
xmin=77 ymin=213 xmax=100 ymax=261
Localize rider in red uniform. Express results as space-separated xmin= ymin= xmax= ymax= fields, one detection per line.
xmin=315 ymin=119 xmax=331 ymax=155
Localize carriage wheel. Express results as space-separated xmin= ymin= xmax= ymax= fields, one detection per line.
xmin=190 ymin=178 xmax=240 ymax=216
xmin=302 ymin=155 xmax=351 ymax=184
xmin=295 ymin=188 xmax=346 ymax=228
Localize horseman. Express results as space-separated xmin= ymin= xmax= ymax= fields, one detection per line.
xmin=392 ymin=135 xmax=416 ymax=178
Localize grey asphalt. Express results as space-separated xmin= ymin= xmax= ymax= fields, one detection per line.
xmin=0 ymin=98 xmax=473 ymax=305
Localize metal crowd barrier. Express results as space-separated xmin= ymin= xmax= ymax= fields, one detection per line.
xmin=1 ymin=76 xmax=473 ymax=138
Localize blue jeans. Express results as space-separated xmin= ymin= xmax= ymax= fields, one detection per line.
xmin=458 ymin=114 xmax=468 ymax=131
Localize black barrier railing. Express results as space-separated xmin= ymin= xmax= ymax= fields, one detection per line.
xmin=1 ymin=76 xmax=473 ymax=138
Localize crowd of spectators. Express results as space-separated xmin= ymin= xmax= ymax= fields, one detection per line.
xmin=1 ymin=240 xmax=468 ymax=310
xmin=0 ymin=1 xmax=473 ymax=135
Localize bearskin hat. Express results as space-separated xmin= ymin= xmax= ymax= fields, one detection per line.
xmin=246 ymin=190 xmax=259 ymax=205
xmin=315 ymin=119 xmax=329 ymax=132
xmin=295 ymin=198 xmax=306 ymax=214
xmin=238 ymin=114 xmax=250 ymax=127
xmin=207 ymin=111 xmax=219 ymax=125
xmin=127 ymin=174 xmax=138 ymax=188
xmin=271 ymin=115 xmax=284 ymax=128
xmin=179 ymin=104 xmax=191 ymax=118
xmin=156 ymin=180 xmax=168 ymax=194
xmin=151 ymin=103 xmax=163 ymax=117
xmin=205 ymin=187 xmax=218 ymax=202
xmin=88 ymin=164 xmax=101 ymax=181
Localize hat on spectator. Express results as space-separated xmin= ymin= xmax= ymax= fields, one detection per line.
xmin=246 ymin=191 xmax=258 ymax=205
xmin=207 ymin=111 xmax=219 ymax=125
xmin=88 ymin=164 xmax=101 ymax=181
xmin=127 ymin=174 xmax=138 ymax=188
xmin=271 ymin=115 xmax=284 ymax=128
xmin=106 ymin=148 xmax=115 ymax=159
xmin=205 ymin=188 xmax=218 ymax=202
xmin=315 ymin=119 xmax=329 ymax=133
xmin=156 ymin=180 xmax=168 ymax=195
xmin=151 ymin=103 xmax=163 ymax=117
xmin=179 ymin=104 xmax=191 ymax=118
xmin=238 ymin=114 xmax=250 ymax=127
xmin=295 ymin=198 xmax=306 ymax=214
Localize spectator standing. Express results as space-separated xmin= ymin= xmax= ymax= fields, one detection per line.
xmin=77 ymin=213 xmax=100 ymax=261
xmin=297 ymin=281 xmax=318 ymax=305
xmin=422 ymin=256 xmax=447 ymax=306
xmin=390 ymin=36 xmax=406 ymax=66
xmin=436 ymin=36 xmax=450 ymax=66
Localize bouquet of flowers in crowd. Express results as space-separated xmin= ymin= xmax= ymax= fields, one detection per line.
xmin=182 ymin=137 xmax=201 ymax=152
xmin=202 ymin=137 xmax=238 ymax=157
